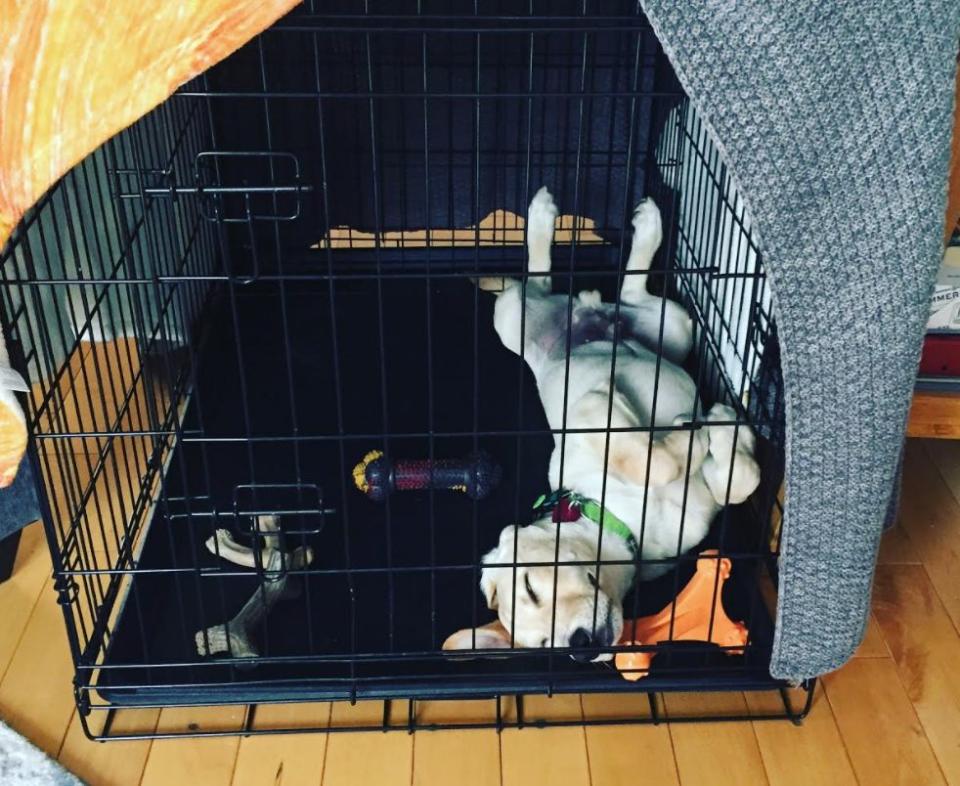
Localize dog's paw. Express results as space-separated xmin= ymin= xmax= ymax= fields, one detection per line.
xmin=631 ymin=198 xmax=662 ymax=248
xmin=703 ymin=450 xmax=760 ymax=505
xmin=705 ymin=403 xmax=756 ymax=456
xmin=528 ymin=187 xmax=558 ymax=234
xmin=706 ymin=402 xmax=736 ymax=423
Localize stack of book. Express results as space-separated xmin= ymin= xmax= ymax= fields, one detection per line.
xmin=920 ymin=238 xmax=960 ymax=392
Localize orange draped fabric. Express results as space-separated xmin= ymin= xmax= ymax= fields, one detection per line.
xmin=0 ymin=0 xmax=299 ymax=487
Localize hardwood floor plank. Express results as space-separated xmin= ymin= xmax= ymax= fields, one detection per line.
xmin=823 ymin=658 xmax=945 ymax=785
xmin=322 ymin=701 xmax=413 ymax=786
xmin=413 ymin=729 xmax=500 ymax=786
xmin=922 ymin=438 xmax=960 ymax=505
xmin=140 ymin=705 xmax=245 ymax=786
xmin=0 ymin=579 xmax=77 ymax=756
xmin=500 ymin=694 xmax=590 ymax=786
xmin=232 ymin=703 xmax=330 ymax=786
xmin=413 ymin=701 xmax=500 ymax=786
xmin=908 ymin=393 xmax=960 ymax=439
xmin=58 ymin=338 xmax=146 ymax=456
xmin=745 ymin=686 xmax=856 ymax=786
xmin=877 ymin=525 xmax=922 ymax=565
xmin=503 ymin=693 xmax=585 ymax=722
xmin=898 ymin=441 xmax=960 ymax=629
xmin=57 ymin=708 xmax=159 ymax=786
xmin=663 ymin=692 xmax=768 ymax=786
xmin=581 ymin=693 xmax=679 ymax=786
xmin=30 ymin=341 xmax=91 ymax=457
xmin=413 ymin=700 xmax=500 ymax=786
xmin=415 ymin=698 xmax=498 ymax=726
xmin=873 ymin=564 xmax=960 ymax=784
xmin=853 ymin=613 xmax=890 ymax=658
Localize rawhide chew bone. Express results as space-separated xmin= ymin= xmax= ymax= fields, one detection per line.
xmin=195 ymin=545 xmax=312 ymax=663
xmin=353 ymin=450 xmax=502 ymax=502
xmin=614 ymin=549 xmax=748 ymax=681
xmin=196 ymin=515 xmax=314 ymax=666
xmin=204 ymin=513 xmax=285 ymax=568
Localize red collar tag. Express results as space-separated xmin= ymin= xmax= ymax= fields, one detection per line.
xmin=552 ymin=497 xmax=582 ymax=522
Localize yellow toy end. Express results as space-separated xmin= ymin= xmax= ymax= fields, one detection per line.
xmin=352 ymin=450 xmax=383 ymax=494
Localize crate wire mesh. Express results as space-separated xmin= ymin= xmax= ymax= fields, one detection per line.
xmin=0 ymin=3 xmax=813 ymax=738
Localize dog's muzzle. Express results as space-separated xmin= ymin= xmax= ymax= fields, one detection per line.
xmin=569 ymin=624 xmax=614 ymax=663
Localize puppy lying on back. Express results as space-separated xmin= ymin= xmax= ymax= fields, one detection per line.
xmin=445 ymin=188 xmax=760 ymax=661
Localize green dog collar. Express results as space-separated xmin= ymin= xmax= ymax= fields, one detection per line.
xmin=532 ymin=489 xmax=639 ymax=556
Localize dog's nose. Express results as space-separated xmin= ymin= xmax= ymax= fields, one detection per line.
xmin=569 ymin=628 xmax=600 ymax=662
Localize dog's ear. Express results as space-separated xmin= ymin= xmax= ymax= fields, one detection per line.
xmin=479 ymin=525 xmax=517 ymax=609
xmin=442 ymin=620 xmax=512 ymax=651
xmin=480 ymin=567 xmax=498 ymax=609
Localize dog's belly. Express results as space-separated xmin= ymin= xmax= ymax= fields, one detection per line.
xmin=537 ymin=344 xmax=697 ymax=433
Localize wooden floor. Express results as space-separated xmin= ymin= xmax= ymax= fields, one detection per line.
xmin=2 ymin=438 xmax=959 ymax=785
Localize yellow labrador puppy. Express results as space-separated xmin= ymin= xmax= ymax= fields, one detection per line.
xmin=445 ymin=188 xmax=760 ymax=661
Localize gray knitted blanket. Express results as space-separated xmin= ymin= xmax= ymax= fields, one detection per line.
xmin=641 ymin=2 xmax=958 ymax=680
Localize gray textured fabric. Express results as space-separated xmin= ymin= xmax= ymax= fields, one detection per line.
xmin=640 ymin=2 xmax=958 ymax=679
xmin=0 ymin=457 xmax=38 ymax=539
xmin=0 ymin=719 xmax=84 ymax=785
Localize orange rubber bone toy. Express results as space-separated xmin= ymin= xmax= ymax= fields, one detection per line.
xmin=615 ymin=550 xmax=748 ymax=681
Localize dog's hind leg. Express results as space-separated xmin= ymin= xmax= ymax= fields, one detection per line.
xmin=526 ymin=186 xmax=558 ymax=293
xmin=619 ymin=198 xmax=662 ymax=306
xmin=620 ymin=198 xmax=693 ymax=362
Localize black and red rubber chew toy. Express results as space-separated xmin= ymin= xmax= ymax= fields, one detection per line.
xmin=353 ymin=450 xmax=502 ymax=502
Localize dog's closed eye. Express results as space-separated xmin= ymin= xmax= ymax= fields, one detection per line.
xmin=587 ymin=572 xmax=599 ymax=590
xmin=524 ymin=573 xmax=540 ymax=606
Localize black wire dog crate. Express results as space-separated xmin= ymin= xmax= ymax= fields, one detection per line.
xmin=0 ymin=2 xmax=813 ymax=739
